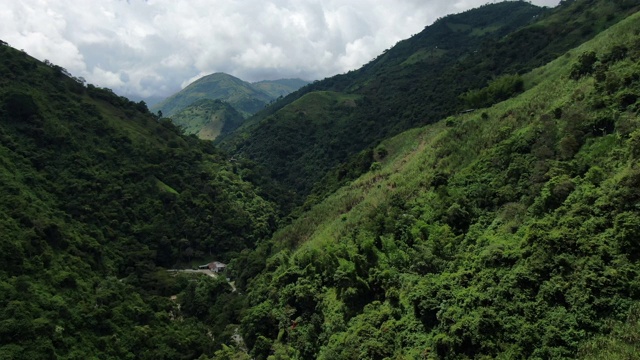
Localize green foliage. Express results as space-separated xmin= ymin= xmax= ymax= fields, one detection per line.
xmin=578 ymin=304 xmax=640 ymax=359
xmin=3 ymin=1 xmax=640 ymax=359
xmin=3 ymin=91 xmax=40 ymax=122
xmin=220 ymin=91 xmax=370 ymax=201
xmin=0 ymin=43 xmax=281 ymax=358
xmin=460 ymin=74 xmax=524 ymax=109
xmin=214 ymin=344 xmax=252 ymax=360
xmin=570 ymin=51 xmax=599 ymax=79
xmin=233 ymin=10 xmax=640 ymax=359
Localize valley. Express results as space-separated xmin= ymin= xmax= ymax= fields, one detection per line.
xmin=1 ymin=0 xmax=640 ymax=359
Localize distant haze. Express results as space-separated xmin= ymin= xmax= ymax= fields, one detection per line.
xmin=0 ymin=0 xmax=560 ymax=98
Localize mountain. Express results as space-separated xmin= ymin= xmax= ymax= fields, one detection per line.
xmin=151 ymin=73 xmax=308 ymax=118
xmin=151 ymin=73 xmax=307 ymax=140
xmin=0 ymin=41 xmax=281 ymax=358
xmin=228 ymin=8 xmax=640 ymax=359
xmin=3 ymin=0 xmax=640 ymax=359
xmin=169 ymin=98 xmax=245 ymax=140
xmin=217 ymin=0 xmax=639 ymax=205
xmin=151 ymin=72 xmax=270 ymax=117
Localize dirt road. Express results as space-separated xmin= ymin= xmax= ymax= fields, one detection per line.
xmin=167 ymin=269 xmax=236 ymax=291
xmin=168 ymin=269 xmax=218 ymax=278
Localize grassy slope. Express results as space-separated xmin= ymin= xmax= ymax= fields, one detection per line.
xmin=251 ymin=78 xmax=309 ymax=99
xmin=169 ymin=98 xmax=245 ymax=140
xmin=235 ymin=11 xmax=640 ymax=359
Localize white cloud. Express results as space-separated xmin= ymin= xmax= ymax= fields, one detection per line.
xmin=0 ymin=0 xmax=560 ymax=98
xmin=91 ymin=66 xmax=126 ymax=89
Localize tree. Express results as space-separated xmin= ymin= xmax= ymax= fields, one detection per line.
xmin=570 ymin=51 xmax=598 ymax=79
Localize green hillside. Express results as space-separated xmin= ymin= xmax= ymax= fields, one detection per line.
xmin=169 ymin=98 xmax=245 ymax=140
xmin=152 ymin=72 xmax=271 ymax=117
xmin=228 ymin=9 xmax=640 ymax=359
xmin=0 ymin=42 xmax=280 ymax=358
xmin=151 ymin=74 xmax=307 ymax=139
xmin=218 ymin=0 xmax=639 ymax=205
xmin=151 ymin=73 xmax=307 ymax=119
xmin=3 ymin=0 xmax=640 ymax=359
xmin=252 ymin=78 xmax=310 ymax=99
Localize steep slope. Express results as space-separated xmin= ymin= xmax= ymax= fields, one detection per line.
xmin=218 ymin=0 xmax=639 ymax=204
xmin=228 ymin=10 xmax=640 ymax=359
xmin=169 ymin=98 xmax=245 ymax=140
xmin=0 ymin=43 xmax=279 ymax=358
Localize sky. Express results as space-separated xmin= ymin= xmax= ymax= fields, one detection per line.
xmin=0 ymin=0 xmax=560 ymax=98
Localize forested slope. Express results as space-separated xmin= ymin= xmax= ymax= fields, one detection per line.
xmin=218 ymin=0 xmax=640 ymax=205
xmin=0 ymin=43 xmax=279 ymax=358
xmin=227 ymin=9 xmax=640 ymax=359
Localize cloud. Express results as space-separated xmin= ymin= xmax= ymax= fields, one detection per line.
xmin=0 ymin=0 xmax=560 ymax=98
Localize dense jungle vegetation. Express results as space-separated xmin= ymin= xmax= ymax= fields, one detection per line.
xmin=229 ymin=9 xmax=640 ymax=359
xmin=2 ymin=0 xmax=640 ymax=359
xmin=0 ymin=43 xmax=283 ymax=358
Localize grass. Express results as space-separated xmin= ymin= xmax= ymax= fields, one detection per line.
xmin=197 ymin=115 xmax=224 ymax=140
xmin=153 ymin=176 xmax=179 ymax=195
xmin=173 ymin=106 xmax=225 ymax=140
xmin=471 ymin=24 xmax=502 ymax=36
xmin=401 ymin=48 xmax=448 ymax=66
xmin=285 ymin=91 xmax=361 ymax=115
xmin=91 ymin=96 xmax=173 ymax=148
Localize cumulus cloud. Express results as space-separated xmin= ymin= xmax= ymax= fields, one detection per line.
xmin=0 ymin=0 xmax=560 ymax=98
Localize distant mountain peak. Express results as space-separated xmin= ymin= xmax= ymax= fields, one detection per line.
xmin=150 ymin=72 xmax=308 ymax=139
xmin=151 ymin=72 xmax=308 ymax=118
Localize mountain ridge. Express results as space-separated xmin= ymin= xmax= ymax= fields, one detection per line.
xmin=217 ymin=0 xmax=640 ymax=206
xmin=216 ymin=1 xmax=547 ymax=201
xmin=151 ymin=72 xmax=308 ymax=118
